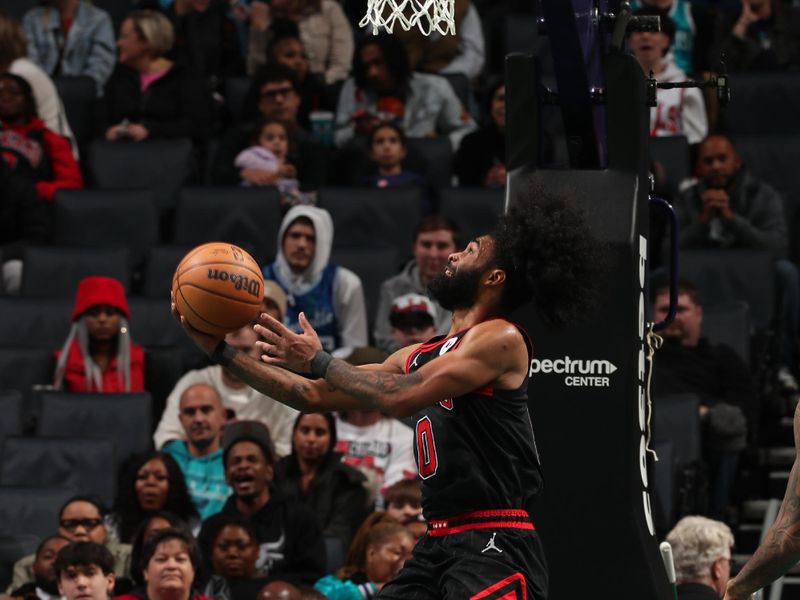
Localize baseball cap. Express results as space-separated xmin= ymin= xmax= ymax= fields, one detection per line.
xmin=222 ymin=420 xmax=275 ymax=465
xmin=263 ymin=280 xmax=288 ymax=319
xmin=389 ymin=293 xmax=436 ymax=329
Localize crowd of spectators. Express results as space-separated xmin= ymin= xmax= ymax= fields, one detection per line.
xmin=1 ymin=0 xmax=799 ymax=599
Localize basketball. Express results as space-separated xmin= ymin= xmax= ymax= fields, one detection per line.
xmin=172 ymin=242 xmax=264 ymax=337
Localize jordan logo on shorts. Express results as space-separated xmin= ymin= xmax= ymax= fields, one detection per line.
xmin=481 ymin=532 xmax=503 ymax=554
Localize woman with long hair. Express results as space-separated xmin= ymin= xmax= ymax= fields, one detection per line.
xmin=110 ymin=452 xmax=199 ymax=544
xmin=53 ymin=276 xmax=143 ymax=393
xmin=274 ymin=412 xmax=368 ymax=551
xmin=314 ymin=513 xmax=414 ymax=599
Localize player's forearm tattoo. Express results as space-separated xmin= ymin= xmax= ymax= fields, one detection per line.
xmin=225 ymin=350 xmax=315 ymax=412
xmin=730 ymin=455 xmax=800 ymax=595
xmin=325 ymin=358 xmax=422 ymax=411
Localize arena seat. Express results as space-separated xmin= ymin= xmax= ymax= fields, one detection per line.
xmin=20 ymin=247 xmax=129 ymax=298
xmin=439 ymin=72 xmax=471 ymax=112
xmin=142 ymin=245 xmax=192 ymax=298
xmin=0 ymin=534 xmax=40 ymax=592
xmin=0 ymin=348 xmax=54 ymax=395
xmin=318 ymin=187 xmax=422 ymax=252
xmin=0 ymin=486 xmax=76 ymax=541
xmin=0 ymin=298 xmax=71 ymax=349
xmin=439 ymin=187 xmax=504 ymax=244
xmin=128 ymin=297 xmax=204 ymax=370
xmin=0 ymin=0 xmax=36 ymax=20
xmin=330 ymin=246 xmax=399 ymax=328
xmin=0 ymin=437 xmax=115 ymax=506
xmin=324 ymin=536 xmax=346 ymax=574
xmin=92 ymin=0 xmax=134 ymax=32
xmin=144 ymin=348 xmax=185 ymax=428
xmin=702 ymin=301 xmax=751 ymax=366
xmin=173 ymin=187 xmax=282 ymax=265
xmin=128 ymin=296 xmax=184 ymax=347
xmin=652 ymin=440 xmax=674 ymax=533
xmin=650 ymin=135 xmax=690 ymax=192
xmin=88 ymin=139 xmax=193 ymax=211
xmin=37 ymin=392 xmax=152 ymax=467
xmin=54 ymin=76 xmax=97 ymax=147
xmin=724 ymin=72 xmax=800 ymax=135
xmin=223 ymin=77 xmax=251 ymax=121
xmin=679 ymin=250 xmax=775 ymax=331
xmin=0 ymin=391 xmax=23 ymax=445
xmin=654 ymin=393 xmax=702 ymax=471
xmin=52 ymin=189 xmax=158 ymax=267
xmin=734 ymin=134 xmax=800 ymax=262
xmin=406 ymin=136 xmax=454 ymax=189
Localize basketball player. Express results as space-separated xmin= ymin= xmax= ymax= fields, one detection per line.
xmin=173 ymin=196 xmax=602 ymax=599
xmin=723 ymin=401 xmax=800 ymax=600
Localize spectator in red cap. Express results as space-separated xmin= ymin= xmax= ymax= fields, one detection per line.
xmin=52 ymin=275 xmax=145 ymax=392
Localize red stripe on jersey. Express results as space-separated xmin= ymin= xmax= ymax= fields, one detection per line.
xmin=444 ymin=508 xmax=530 ymax=520
xmin=473 ymin=386 xmax=494 ymax=397
xmin=427 ymin=520 xmax=534 ymax=537
xmin=470 ymin=573 xmax=527 ymax=600
xmin=404 ymin=350 xmax=416 ymax=375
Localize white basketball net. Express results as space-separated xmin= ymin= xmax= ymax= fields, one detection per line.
xmin=360 ymin=0 xmax=456 ymax=36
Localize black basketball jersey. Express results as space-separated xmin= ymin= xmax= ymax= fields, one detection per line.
xmin=405 ymin=320 xmax=544 ymax=520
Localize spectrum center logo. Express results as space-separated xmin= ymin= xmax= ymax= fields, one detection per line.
xmin=528 ymin=357 xmax=617 ymax=387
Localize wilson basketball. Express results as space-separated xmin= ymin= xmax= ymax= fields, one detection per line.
xmin=172 ymin=242 xmax=264 ymax=336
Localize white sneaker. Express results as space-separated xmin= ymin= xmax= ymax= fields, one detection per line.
xmin=778 ymin=367 xmax=799 ymax=392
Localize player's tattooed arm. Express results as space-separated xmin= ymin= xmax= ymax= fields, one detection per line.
xmin=725 ymin=405 xmax=800 ymax=600
xmin=255 ymin=312 xmax=525 ymax=417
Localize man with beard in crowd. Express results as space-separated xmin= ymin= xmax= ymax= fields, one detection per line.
xmin=175 ymin=195 xmax=601 ymax=599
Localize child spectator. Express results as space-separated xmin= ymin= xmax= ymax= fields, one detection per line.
xmin=54 ymin=542 xmax=117 ymax=600
xmin=357 ymin=122 xmax=432 ymax=213
xmin=0 ymin=73 xmax=82 ymax=202
xmin=627 ymin=8 xmax=708 ymax=144
xmin=234 ymin=118 xmax=301 ymax=203
xmin=53 ymin=276 xmax=145 ymax=393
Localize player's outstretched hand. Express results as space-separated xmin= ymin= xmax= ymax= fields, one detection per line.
xmin=255 ymin=312 xmax=323 ymax=373
xmin=171 ymin=293 xmax=223 ymax=356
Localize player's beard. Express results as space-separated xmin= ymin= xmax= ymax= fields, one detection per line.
xmin=428 ymin=266 xmax=483 ymax=311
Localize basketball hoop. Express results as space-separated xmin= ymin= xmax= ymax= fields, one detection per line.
xmin=360 ymin=0 xmax=456 ymax=36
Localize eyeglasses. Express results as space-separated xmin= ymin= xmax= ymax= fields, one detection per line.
xmin=260 ymin=86 xmax=294 ymax=100
xmin=60 ymin=518 xmax=103 ymax=531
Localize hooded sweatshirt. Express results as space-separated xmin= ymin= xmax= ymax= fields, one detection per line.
xmin=650 ymin=61 xmax=708 ymax=145
xmin=0 ymin=117 xmax=82 ymax=202
xmin=262 ymin=205 xmax=368 ymax=352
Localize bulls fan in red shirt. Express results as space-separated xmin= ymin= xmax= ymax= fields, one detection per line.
xmin=174 ymin=195 xmax=602 ymax=599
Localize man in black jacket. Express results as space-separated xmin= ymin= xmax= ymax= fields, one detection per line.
xmin=197 ymin=420 xmax=326 ymax=587
xmin=653 ymin=279 xmax=756 ymax=518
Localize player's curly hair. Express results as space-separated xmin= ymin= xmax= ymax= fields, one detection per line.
xmin=492 ymin=190 xmax=605 ymax=326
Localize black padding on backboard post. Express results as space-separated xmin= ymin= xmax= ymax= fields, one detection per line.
xmin=504 ymin=50 xmax=672 ymax=600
